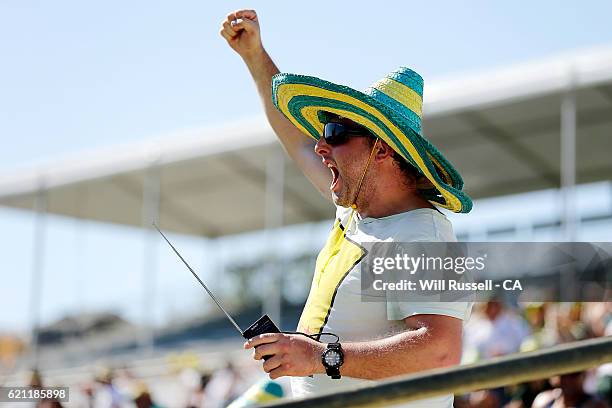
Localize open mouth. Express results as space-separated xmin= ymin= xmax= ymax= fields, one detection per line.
xmin=328 ymin=164 xmax=340 ymax=191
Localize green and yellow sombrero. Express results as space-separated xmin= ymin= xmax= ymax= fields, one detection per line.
xmin=271 ymin=67 xmax=473 ymax=213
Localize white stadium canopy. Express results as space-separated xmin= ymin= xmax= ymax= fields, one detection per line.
xmin=1 ymin=47 xmax=611 ymax=238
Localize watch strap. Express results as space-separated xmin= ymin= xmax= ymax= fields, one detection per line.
xmin=325 ymin=364 xmax=341 ymax=379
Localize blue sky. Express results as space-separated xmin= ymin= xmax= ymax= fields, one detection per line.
xmin=2 ymin=1 xmax=612 ymax=169
xmin=1 ymin=1 xmax=612 ymax=333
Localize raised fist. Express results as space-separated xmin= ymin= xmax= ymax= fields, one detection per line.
xmin=220 ymin=9 xmax=263 ymax=59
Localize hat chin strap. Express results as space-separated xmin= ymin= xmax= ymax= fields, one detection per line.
xmin=350 ymin=139 xmax=379 ymax=211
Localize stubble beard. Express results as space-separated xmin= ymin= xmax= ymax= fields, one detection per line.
xmin=332 ymin=186 xmax=352 ymax=208
xmin=332 ymin=166 xmax=374 ymax=209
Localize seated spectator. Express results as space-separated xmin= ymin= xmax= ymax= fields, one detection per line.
xmin=465 ymin=301 xmax=531 ymax=360
xmin=532 ymin=371 xmax=609 ymax=408
xmin=556 ymin=303 xmax=592 ymax=343
xmin=504 ymin=379 xmax=551 ymax=408
xmin=520 ymin=302 xmax=557 ymax=352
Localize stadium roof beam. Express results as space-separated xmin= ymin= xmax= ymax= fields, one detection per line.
xmin=219 ymin=152 xmax=325 ymax=222
xmin=459 ymin=111 xmax=560 ymax=187
xmin=1 ymin=46 xmax=612 ymax=238
xmin=110 ymin=174 xmax=221 ymax=237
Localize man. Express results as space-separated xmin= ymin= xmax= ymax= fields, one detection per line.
xmin=220 ymin=9 xmax=473 ymax=407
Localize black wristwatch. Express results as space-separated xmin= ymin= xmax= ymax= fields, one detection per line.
xmin=321 ymin=342 xmax=344 ymax=379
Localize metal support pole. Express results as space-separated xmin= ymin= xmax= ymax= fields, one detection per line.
xmin=560 ymin=85 xmax=578 ymax=301
xmin=72 ymin=187 xmax=90 ymax=360
xmin=263 ymin=149 xmax=285 ymax=324
xmin=202 ymin=237 xmax=216 ymax=315
xmin=211 ymin=237 xmax=226 ymax=312
xmin=74 ymin=186 xmax=89 ymax=312
xmin=140 ymin=164 xmax=161 ymax=355
xmin=29 ymin=188 xmax=47 ymax=367
xmin=561 ymin=90 xmax=577 ymax=242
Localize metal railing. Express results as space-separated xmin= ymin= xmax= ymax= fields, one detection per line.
xmin=263 ymin=336 xmax=612 ymax=408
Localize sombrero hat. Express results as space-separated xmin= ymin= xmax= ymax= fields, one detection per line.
xmin=271 ymin=67 xmax=473 ymax=213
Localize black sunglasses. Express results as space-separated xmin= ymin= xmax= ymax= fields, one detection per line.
xmin=323 ymin=122 xmax=375 ymax=146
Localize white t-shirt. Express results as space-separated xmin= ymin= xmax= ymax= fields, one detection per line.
xmin=291 ymin=206 xmax=472 ymax=407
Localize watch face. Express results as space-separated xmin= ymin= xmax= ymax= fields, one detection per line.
xmin=324 ymin=350 xmax=342 ymax=367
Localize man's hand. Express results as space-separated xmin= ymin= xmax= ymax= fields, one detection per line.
xmin=244 ymin=333 xmax=326 ymax=379
xmin=220 ymin=10 xmax=263 ymax=61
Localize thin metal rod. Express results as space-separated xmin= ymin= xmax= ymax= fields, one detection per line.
xmin=153 ymin=223 xmax=244 ymax=336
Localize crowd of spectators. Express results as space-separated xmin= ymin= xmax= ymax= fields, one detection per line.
xmin=8 ymin=301 xmax=612 ymax=408
xmin=18 ymin=360 xmax=263 ymax=408
xmin=456 ymin=301 xmax=612 ymax=408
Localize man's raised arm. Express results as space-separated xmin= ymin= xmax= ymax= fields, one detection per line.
xmin=220 ymin=9 xmax=332 ymax=198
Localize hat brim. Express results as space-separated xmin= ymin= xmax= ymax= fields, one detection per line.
xmin=272 ymin=73 xmax=472 ymax=213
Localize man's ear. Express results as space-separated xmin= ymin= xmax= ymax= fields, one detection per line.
xmin=375 ymin=140 xmax=395 ymax=161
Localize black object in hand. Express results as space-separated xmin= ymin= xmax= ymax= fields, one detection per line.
xmin=243 ymin=314 xmax=280 ymax=361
